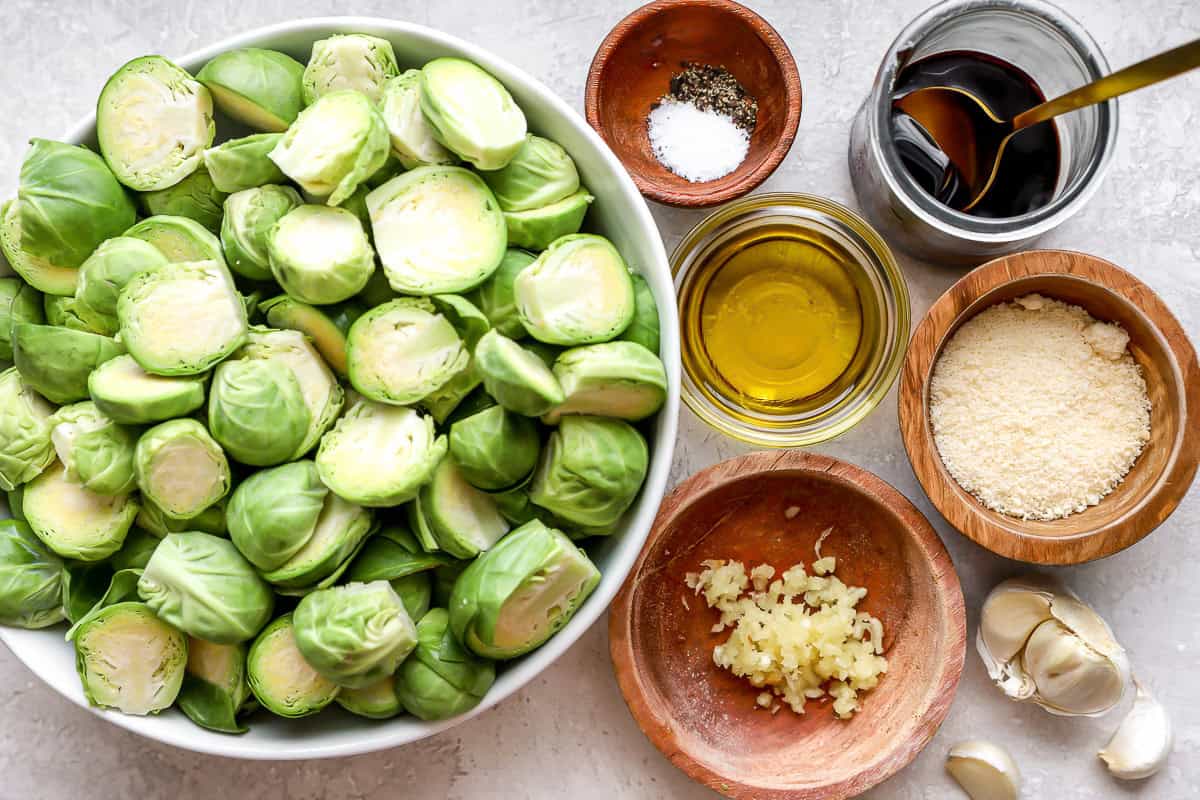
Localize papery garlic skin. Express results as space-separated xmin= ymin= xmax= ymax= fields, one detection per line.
xmin=946 ymin=740 xmax=1020 ymax=800
xmin=1100 ymin=680 xmax=1173 ymax=780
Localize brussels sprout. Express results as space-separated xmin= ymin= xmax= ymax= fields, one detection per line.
xmin=208 ymin=358 xmax=310 ymax=467
xmin=63 ymin=566 xmax=143 ymax=640
xmin=227 ymin=460 xmax=327 ymax=572
xmin=136 ymin=497 xmax=227 ymax=538
xmin=177 ymin=638 xmax=251 ymax=734
xmin=267 ymin=205 xmax=375 ymax=304
xmin=430 ymin=293 xmax=489 ymax=347
xmin=110 ymin=527 xmax=160 ymax=572
xmin=0 ymin=368 xmax=56 ymax=491
xmin=73 ymin=602 xmax=187 ymax=715
xmin=247 ymin=613 xmax=339 ymax=718
xmin=139 ymin=165 xmax=227 ymax=232
xmin=138 ymin=532 xmax=274 ymax=644
xmin=543 ymin=341 xmax=667 ymax=424
xmin=449 ymin=405 xmax=539 ymax=490
xmin=98 ymin=56 xmax=214 ymax=192
xmin=0 ymin=278 xmax=43 ymax=360
xmin=118 ymin=260 xmax=248 ymax=376
xmin=0 ymin=199 xmax=79 ymax=295
xmin=449 ymin=520 xmax=599 ymax=659
xmin=419 ymin=58 xmax=527 ymax=170
xmin=74 ymin=236 xmax=170 ymax=335
xmin=443 ymin=384 xmax=498 ymax=427
xmin=260 ymin=494 xmax=373 ymax=590
xmin=268 ymin=90 xmax=389 ymax=206
xmin=474 ymin=330 xmax=564 ymax=416
xmin=123 ymin=214 xmax=225 ymax=263
xmin=397 ymin=607 xmax=495 ymax=720
xmin=88 ymin=354 xmax=206 ymax=425
xmin=302 ymin=34 xmax=400 ymax=106
xmin=392 ymin=571 xmax=433 ymax=621
xmin=201 ymin=133 xmax=287 ymax=194
xmin=316 ymin=401 xmax=446 ymax=507
xmin=414 ymin=455 xmax=509 ymax=559
xmin=335 ymin=673 xmax=402 ymax=719
xmin=46 ymin=296 xmax=102 ymax=333
xmin=529 ymin=416 xmax=648 ymax=529
xmin=515 ymin=234 xmax=634 ymax=345
xmin=366 ymin=166 xmax=506 ymax=295
xmin=293 ymin=581 xmax=417 ymax=689
xmin=470 ymin=248 xmax=534 ymax=339
xmin=491 ymin=483 xmax=538 ymax=526
xmin=13 ymin=325 xmax=124 ymax=407
xmin=380 ymin=70 xmax=455 ymax=169
xmin=23 ymin=462 xmax=137 ymax=561
xmin=260 ymin=295 xmax=362 ymax=378
xmin=196 ymin=48 xmax=305 ymax=132
xmin=16 ymin=139 xmax=138 ymax=269
xmin=421 ymin=363 xmax=484 ymax=426
xmin=0 ymin=519 xmax=64 ymax=628
xmin=347 ymin=298 xmax=468 ymax=406
xmin=619 ymin=273 xmax=660 ymax=354
xmin=135 ymin=419 xmax=230 ymax=520
xmin=49 ymin=401 xmax=137 ymax=495
xmin=503 ymin=189 xmax=593 ymax=251
xmin=220 ymin=185 xmax=303 ymax=281
xmin=481 ymin=135 xmax=580 ymax=212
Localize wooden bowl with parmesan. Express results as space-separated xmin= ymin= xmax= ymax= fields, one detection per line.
xmin=609 ymin=451 xmax=965 ymax=800
xmin=899 ymin=249 xmax=1200 ymax=564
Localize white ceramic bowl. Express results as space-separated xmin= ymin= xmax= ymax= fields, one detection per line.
xmin=0 ymin=17 xmax=679 ymax=760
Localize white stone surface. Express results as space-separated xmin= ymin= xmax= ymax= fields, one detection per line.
xmin=1 ymin=0 xmax=1198 ymax=797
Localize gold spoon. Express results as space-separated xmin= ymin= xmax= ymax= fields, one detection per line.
xmin=896 ymin=38 xmax=1200 ymax=212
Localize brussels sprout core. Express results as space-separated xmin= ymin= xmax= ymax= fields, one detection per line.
xmin=73 ymin=602 xmax=187 ymax=715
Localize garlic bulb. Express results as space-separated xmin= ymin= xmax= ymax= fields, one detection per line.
xmin=946 ymin=740 xmax=1020 ymax=800
xmin=976 ymin=575 xmax=1130 ymax=716
xmin=1099 ymin=680 xmax=1173 ymax=780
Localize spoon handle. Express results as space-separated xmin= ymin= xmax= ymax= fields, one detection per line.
xmin=1013 ymin=38 xmax=1200 ymax=131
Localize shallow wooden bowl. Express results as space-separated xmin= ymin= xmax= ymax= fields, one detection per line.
xmin=609 ymin=451 xmax=965 ymax=800
xmin=899 ymin=250 xmax=1200 ymax=565
xmin=585 ymin=0 xmax=802 ymax=207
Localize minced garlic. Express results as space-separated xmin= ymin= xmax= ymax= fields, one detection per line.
xmin=684 ymin=555 xmax=887 ymax=718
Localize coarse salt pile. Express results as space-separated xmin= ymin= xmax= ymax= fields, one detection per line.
xmin=647 ymin=99 xmax=750 ymax=183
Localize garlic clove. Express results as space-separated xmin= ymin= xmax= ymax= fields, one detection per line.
xmin=979 ymin=579 xmax=1054 ymax=664
xmin=975 ymin=628 xmax=1036 ymax=701
xmin=1048 ymin=593 xmax=1126 ymax=661
xmin=1099 ymin=680 xmax=1173 ymax=780
xmin=1021 ymin=619 xmax=1127 ymax=716
xmin=946 ymin=740 xmax=1020 ymax=800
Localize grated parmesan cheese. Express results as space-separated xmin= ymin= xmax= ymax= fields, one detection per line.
xmin=930 ymin=294 xmax=1151 ymax=520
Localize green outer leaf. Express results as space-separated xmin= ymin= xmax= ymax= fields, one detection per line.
xmin=480 ymin=134 xmax=579 ymax=212
xmin=0 ymin=367 xmax=56 ymax=492
xmin=346 ymin=524 xmax=453 ymax=583
xmin=618 ymin=273 xmax=660 ymax=354
xmin=396 ymin=607 xmax=495 ymax=720
xmin=220 ymin=185 xmax=303 ymax=281
xmin=139 ymin=166 xmax=226 ymax=232
xmin=11 ymin=323 xmax=125 ymax=404
xmin=61 ymin=561 xmax=113 ymax=624
xmin=65 ymin=567 xmax=142 ymax=641
xmin=0 ymin=278 xmax=44 ymax=361
xmin=0 ymin=199 xmax=79 ymax=296
xmin=202 ymin=134 xmax=286 ymax=194
xmin=503 ymin=189 xmax=592 ymax=251
xmin=335 ymin=673 xmax=402 ymax=719
xmin=87 ymin=354 xmax=207 ymax=425
xmin=469 ymin=248 xmax=534 ymax=339
xmin=0 ymin=518 xmax=65 ymax=629
xmin=474 ymin=330 xmax=564 ymax=417
xmin=419 ymin=57 xmax=526 ymax=170
xmin=177 ymin=672 xmax=247 ymax=734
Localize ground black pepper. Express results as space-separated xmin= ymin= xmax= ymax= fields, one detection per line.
xmin=664 ymin=63 xmax=758 ymax=132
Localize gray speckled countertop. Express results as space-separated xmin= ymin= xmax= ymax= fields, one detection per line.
xmin=1 ymin=1 xmax=1198 ymax=797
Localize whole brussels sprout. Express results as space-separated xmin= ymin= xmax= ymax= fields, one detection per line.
xmin=227 ymin=460 xmax=328 ymax=572
xmin=0 ymin=199 xmax=78 ymax=296
xmin=136 ymin=497 xmax=226 ymax=538
xmin=50 ymin=401 xmax=138 ymax=495
xmin=449 ymin=405 xmax=540 ymax=490
xmin=0 ymin=367 xmax=56 ymax=491
xmin=260 ymin=494 xmax=373 ymax=591
xmin=208 ymin=358 xmax=311 ymax=467
xmin=413 ymin=455 xmax=509 ymax=559
xmin=73 ymin=601 xmax=188 ymax=715
xmin=74 ymin=236 xmax=170 ymax=335
xmin=260 ymin=295 xmax=362 ymax=378
xmin=481 ymin=134 xmax=580 ymax=212
xmin=201 ymin=133 xmax=287 ymax=193
xmin=503 ymin=188 xmax=593 ymax=251
xmin=97 ymin=56 xmax=214 ymax=192
xmin=347 ymin=298 xmax=468 ymax=406
xmin=268 ymin=205 xmax=374 ymax=304
xmin=134 ymin=419 xmax=231 ymax=520
xmin=335 ymin=673 xmax=402 ymax=719
xmin=380 ymin=70 xmax=456 ymax=169
xmin=618 ymin=274 xmax=661 ymax=354
xmin=177 ymin=637 xmax=252 ymax=734
xmin=293 ymin=580 xmax=417 ymax=689
xmin=220 ymin=185 xmax=303 ymax=281
xmin=419 ymin=58 xmax=527 ymax=170
xmin=88 ymin=354 xmax=206 ymax=425
xmin=138 ymin=532 xmax=274 ymax=644
xmin=23 ymin=462 xmax=138 ymax=561
xmin=470 ymin=248 xmax=534 ymax=339
xmin=397 ymin=607 xmax=495 ymax=720
xmin=0 ymin=278 xmax=43 ymax=360
xmin=474 ymin=330 xmax=564 ymax=417
xmin=0 ymin=518 xmax=65 ymax=628
xmin=543 ymin=341 xmax=668 ymax=424
xmin=123 ymin=214 xmax=225 ymax=263
xmin=302 ymin=34 xmax=399 ymax=106
xmin=11 ymin=323 xmax=124 ymax=404
xmin=139 ymin=165 xmax=227 ymax=232
xmin=247 ymin=613 xmax=340 ymax=718
xmin=197 ymin=48 xmax=305 ymax=132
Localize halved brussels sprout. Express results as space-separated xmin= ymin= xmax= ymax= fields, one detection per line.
xmin=347 ymin=298 xmax=468 ymax=406
xmin=414 ymin=455 xmax=509 ymax=559
xmin=50 ymin=401 xmax=137 ymax=495
xmin=45 ymin=294 xmax=103 ymax=332
xmin=0 ymin=278 xmax=43 ymax=361
xmin=202 ymin=133 xmax=287 ymax=193
xmin=515 ymin=234 xmax=634 ymax=345
xmin=74 ymin=236 xmax=170 ymax=335
xmin=11 ymin=323 xmax=124 ymax=404
xmin=268 ymin=90 xmax=389 ymax=206
xmin=134 ymin=419 xmax=230 ymax=520
xmin=73 ymin=601 xmax=187 ymax=715
xmin=267 ymin=205 xmax=374 ymax=304
xmin=419 ymin=58 xmax=527 ymax=170
xmin=208 ymin=358 xmax=310 ymax=467
xmin=0 ymin=368 xmax=56 ymax=491
xmin=316 ymin=401 xmax=446 ymax=507
xmin=110 ymin=527 xmax=160 ymax=572
xmin=16 ymin=139 xmax=138 ymax=269
xmin=421 ymin=362 xmax=484 ymax=426
xmin=529 ymin=416 xmax=648 ymax=529
xmin=247 ymin=613 xmax=340 ymax=717
xmin=481 ymin=134 xmax=580 ymax=212
xmin=196 ymin=48 xmax=305 ymax=132
xmin=97 ymin=56 xmax=214 ymax=192
xmin=397 ymin=607 xmax=495 ymax=720
xmin=260 ymin=295 xmax=362 ymax=378
xmin=449 ymin=519 xmax=600 ymax=659
xmin=302 ymin=34 xmax=400 ymax=105
xmin=177 ymin=638 xmax=252 ymax=734
xmin=544 ymin=341 xmax=667 ymax=424
xmin=380 ymin=70 xmax=455 ymax=169
xmin=227 ymin=460 xmax=327 ymax=572
xmin=23 ymin=462 xmax=138 ymax=561
xmin=474 ymin=330 xmax=564 ymax=417
xmin=260 ymin=494 xmax=373 ymax=590
xmin=220 ymin=185 xmax=303 ymax=281
xmin=138 ymin=532 xmax=274 ymax=644
xmin=431 ymin=293 xmax=490 ymax=349
xmin=335 ymin=673 xmax=402 ymax=719
xmin=0 ymin=199 xmax=78 ymax=295
xmin=503 ymin=188 xmax=593 ymax=251
xmin=137 ymin=496 xmax=227 ymax=538
xmin=367 ymin=166 xmax=506 ymax=296
xmin=139 ymin=165 xmax=227 ymax=232
xmin=87 ymin=354 xmax=206 ymax=425
xmin=471 ymin=248 xmax=534 ymax=339
xmin=618 ymin=273 xmax=660 ymax=354
xmin=449 ymin=405 xmax=540 ymax=491
xmin=118 ymin=260 xmax=248 ymax=376
xmin=346 ymin=525 xmax=452 ymax=586
xmin=0 ymin=519 xmax=65 ymax=629
xmin=123 ymin=214 xmax=225 ymax=263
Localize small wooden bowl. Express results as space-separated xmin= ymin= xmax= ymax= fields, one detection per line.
xmin=899 ymin=250 xmax=1200 ymax=565
xmin=585 ymin=0 xmax=802 ymax=207
xmin=609 ymin=451 xmax=966 ymax=800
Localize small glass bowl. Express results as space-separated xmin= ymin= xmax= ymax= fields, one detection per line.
xmin=672 ymin=193 xmax=910 ymax=447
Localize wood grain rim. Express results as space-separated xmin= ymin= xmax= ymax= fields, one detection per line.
xmin=608 ymin=451 xmax=967 ymax=799
xmin=584 ymin=0 xmax=803 ymax=208
xmin=898 ymin=249 xmax=1200 ymax=564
